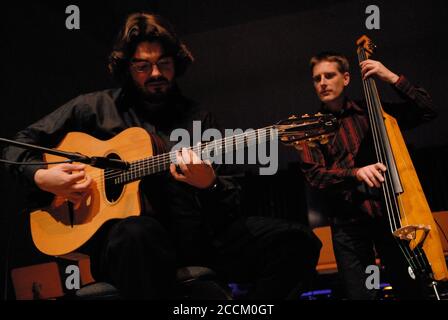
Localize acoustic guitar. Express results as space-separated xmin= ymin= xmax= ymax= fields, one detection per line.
xmin=30 ymin=113 xmax=337 ymax=256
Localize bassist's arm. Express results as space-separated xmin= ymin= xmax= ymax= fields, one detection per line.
xmin=359 ymin=59 xmax=437 ymax=128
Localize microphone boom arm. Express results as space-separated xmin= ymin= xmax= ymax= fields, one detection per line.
xmin=0 ymin=137 xmax=129 ymax=170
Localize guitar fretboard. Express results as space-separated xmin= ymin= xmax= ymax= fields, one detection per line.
xmin=109 ymin=126 xmax=276 ymax=185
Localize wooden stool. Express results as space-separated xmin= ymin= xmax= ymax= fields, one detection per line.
xmin=11 ymin=262 xmax=64 ymax=300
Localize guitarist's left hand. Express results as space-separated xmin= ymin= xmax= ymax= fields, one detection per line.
xmin=170 ymin=147 xmax=216 ymax=189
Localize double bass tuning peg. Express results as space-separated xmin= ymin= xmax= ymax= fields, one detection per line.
xmin=319 ymin=135 xmax=329 ymax=144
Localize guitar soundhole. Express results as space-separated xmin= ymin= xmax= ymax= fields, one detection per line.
xmin=104 ymin=153 xmax=125 ymax=203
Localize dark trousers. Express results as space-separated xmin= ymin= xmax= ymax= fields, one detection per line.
xmin=331 ymin=215 xmax=431 ymax=300
xmin=84 ymin=215 xmax=321 ymax=299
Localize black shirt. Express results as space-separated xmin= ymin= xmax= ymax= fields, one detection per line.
xmin=3 ymin=87 xmax=241 ymax=263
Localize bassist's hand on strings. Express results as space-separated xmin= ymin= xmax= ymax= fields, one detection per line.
xmin=359 ymin=59 xmax=400 ymax=84
xmin=170 ymin=147 xmax=217 ymax=189
xmin=355 ymin=162 xmax=387 ymax=188
xmin=34 ymin=163 xmax=93 ymax=204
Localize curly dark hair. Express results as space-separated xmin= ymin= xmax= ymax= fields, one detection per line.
xmin=108 ymin=12 xmax=194 ymax=83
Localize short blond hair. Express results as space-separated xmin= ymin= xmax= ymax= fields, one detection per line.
xmin=309 ymin=51 xmax=349 ymax=73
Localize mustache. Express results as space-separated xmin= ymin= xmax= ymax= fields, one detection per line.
xmin=145 ymin=76 xmax=169 ymax=85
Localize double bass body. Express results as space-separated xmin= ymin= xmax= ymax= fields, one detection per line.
xmin=356 ymin=35 xmax=448 ymax=285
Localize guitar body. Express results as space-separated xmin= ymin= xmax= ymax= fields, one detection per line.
xmin=30 ymin=127 xmax=153 ymax=256
xmin=384 ymin=112 xmax=448 ymax=280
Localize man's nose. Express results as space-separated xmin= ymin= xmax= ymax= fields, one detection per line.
xmin=151 ymin=64 xmax=162 ymax=77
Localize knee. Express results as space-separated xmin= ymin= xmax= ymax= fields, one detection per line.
xmin=108 ymin=216 xmax=169 ymax=245
xmin=274 ymin=226 xmax=322 ymax=267
xmin=104 ymin=216 xmax=176 ymax=269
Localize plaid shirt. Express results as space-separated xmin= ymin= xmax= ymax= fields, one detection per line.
xmin=297 ymin=75 xmax=437 ymax=218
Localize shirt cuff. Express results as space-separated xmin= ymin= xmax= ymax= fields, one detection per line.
xmin=22 ymin=164 xmax=46 ymax=188
xmin=340 ymin=168 xmax=359 ymax=180
xmin=393 ymin=75 xmax=413 ymax=95
xmin=200 ymin=177 xmax=222 ymax=194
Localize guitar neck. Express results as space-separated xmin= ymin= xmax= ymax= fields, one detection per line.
xmin=111 ymin=126 xmax=275 ymax=185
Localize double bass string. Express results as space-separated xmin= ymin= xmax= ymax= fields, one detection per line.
xmin=357 ymin=48 xmax=400 ymax=232
xmin=365 ymin=74 xmax=427 ymax=273
xmin=359 ymin=46 xmax=431 ymax=275
xmin=358 ymin=47 xmax=423 ymax=273
xmin=357 ymin=47 xmax=426 ymax=274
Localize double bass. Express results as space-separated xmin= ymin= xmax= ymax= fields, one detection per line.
xmin=356 ymin=35 xmax=448 ymax=298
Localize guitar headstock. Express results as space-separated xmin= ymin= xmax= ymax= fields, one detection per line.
xmin=275 ymin=113 xmax=338 ymax=148
xmin=356 ymin=35 xmax=376 ymax=59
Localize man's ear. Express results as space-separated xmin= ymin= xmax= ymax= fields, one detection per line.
xmin=343 ymin=72 xmax=350 ymax=87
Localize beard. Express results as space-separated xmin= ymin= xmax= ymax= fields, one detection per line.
xmin=136 ymin=76 xmax=173 ymax=103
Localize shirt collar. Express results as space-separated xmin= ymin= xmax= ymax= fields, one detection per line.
xmin=319 ymin=97 xmax=364 ymax=117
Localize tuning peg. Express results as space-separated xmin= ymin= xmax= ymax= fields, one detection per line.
xmin=320 ymin=135 xmax=329 ymax=144
xmin=302 ymin=114 xmax=310 ymax=118
xmin=288 ymin=115 xmax=298 ymax=120
xmin=315 ymin=112 xmax=322 ymax=116
xmin=293 ymin=142 xmax=304 ymax=151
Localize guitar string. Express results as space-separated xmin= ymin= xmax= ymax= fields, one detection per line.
xmin=95 ymin=126 xmax=275 ymax=181
xmin=85 ymin=127 xmax=275 ymax=183
xmin=85 ymin=121 xmax=333 ymax=182
xmin=103 ymin=129 xmax=329 ymax=183
xmin=117 ymin=123 xmax=323 ymax=176
xmin=83 ymin=126 xmax=269 ymax=178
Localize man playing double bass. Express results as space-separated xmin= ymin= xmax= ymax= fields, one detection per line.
xmin=296 ymin=51 xmax=437 ymax=299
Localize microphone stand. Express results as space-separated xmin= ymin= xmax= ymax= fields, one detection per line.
xmin=1 ymin=137 xmax=130 ymax=228
xmin=0 ymin=137 xmax=129 ymax=170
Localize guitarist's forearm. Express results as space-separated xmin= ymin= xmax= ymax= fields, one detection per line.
xmin=2 ymin=145 xmax=46 ymax=188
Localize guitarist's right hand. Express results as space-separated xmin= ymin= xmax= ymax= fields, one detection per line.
xmin=34 ymin=163 xmax=93 ymax=204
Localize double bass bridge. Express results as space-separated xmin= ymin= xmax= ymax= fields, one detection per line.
xmin=393 ymin=224 xmax=431 ymax=247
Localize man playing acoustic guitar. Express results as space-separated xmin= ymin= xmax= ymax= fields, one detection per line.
xmin=3 ymin=13 xmax=321 ymax=299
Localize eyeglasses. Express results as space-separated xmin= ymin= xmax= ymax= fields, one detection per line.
xmin=130 ymin=57 xmax=174 ymax=74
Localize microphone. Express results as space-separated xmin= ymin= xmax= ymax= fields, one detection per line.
xmin=85 ymin=156 xmax=130 ymax=171
xmin=0 ymin=137 xmax=130 ymax=170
